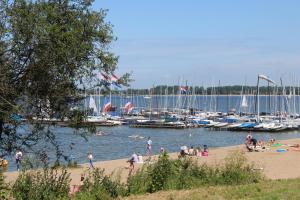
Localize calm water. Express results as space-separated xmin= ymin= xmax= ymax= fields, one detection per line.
xmin=6 ymin=125 xmax=300 ymax=171
xmin=6 ymin=95 xmax=300 ymax=171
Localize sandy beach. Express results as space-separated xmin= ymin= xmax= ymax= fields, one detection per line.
xmin=5 ymin=138 xmax=300 ymax=185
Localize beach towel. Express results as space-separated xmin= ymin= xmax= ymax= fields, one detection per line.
xmin=276 ymin=149 xmax=287 ymax=153
xmin=271 ymin=143 xmax=282 ymax=147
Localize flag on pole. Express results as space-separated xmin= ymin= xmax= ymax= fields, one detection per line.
xmin=111 ymin=73 xmax=122 ymax=89
xmin=100 ymin=72 xmax=110 ymax=81
xmin=99 ymin=71 xmax=111 ymax=89
xmin=258 ymin=74 xmax=276 ymax=84
xmin=111 ymin=73 xmax=119 ymax=82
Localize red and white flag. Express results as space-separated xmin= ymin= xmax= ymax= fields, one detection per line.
xmin=124 ymin=102 xmax=134 ymax=113
xmin=111 ymin=73 xmax=119 ymax=82
xmin=99 ymin=72 xmax=110 ymax=81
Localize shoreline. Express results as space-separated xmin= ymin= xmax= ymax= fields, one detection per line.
xmin=5 ymin=138 xmax=300 ymax=185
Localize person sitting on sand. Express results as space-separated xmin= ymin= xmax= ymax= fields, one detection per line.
xmin=196 ymin=147 xmax=202 ymax=157
xmin=269 ymin=138 xmax=276 ymax=145
xmin=250 ymin=138 xmax=257 ymax=148
xmin=201 ymin=145 xmax=209 ymax=156
xmin=188 ymin=146 xmax=194 ymax=156
xmin=257 ymin=140 xmax=265 ymax=148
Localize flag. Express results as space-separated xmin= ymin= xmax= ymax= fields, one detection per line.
xmin=179 ymin=86 xmax=188 ymax=94
xmin=258 ymin=74 xmax=276 ymax=84
xmin=99 ymin=72 xmax=111 ymax=89
xmin=112 ymin=81 xmax=121 ymax=89
xmin=111 ymin=73 xmax=119 ymax=82
xmin=111 ymin=73 xmax=122 ymax=89
xmin=103 ymin=102 xmax=112 ymax=113
xmin=124 ymin=102 xmax=134 ymax=113
xmin=100 ymin=72 xmax=110 ymax=81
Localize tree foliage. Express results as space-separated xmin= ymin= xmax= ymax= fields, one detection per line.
xmin=0 ymin=0 xmax=124 ymax=160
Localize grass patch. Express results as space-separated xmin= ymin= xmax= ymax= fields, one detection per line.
xmin=124 ymin=178 xmax=300 ymax=200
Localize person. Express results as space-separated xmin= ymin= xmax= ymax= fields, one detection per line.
xmin=188 ymin=146 xmax=194 ymax=156
xmin=202 ymin=145 xmax=209 ymax=156
xmin=179 ymin=146 xmax=188 ymax=158
xmin=79 ymin=174 xmax=85 ymax=186
xmin=160 ymin=147 xmax=165 ymax=154
xmin=127 ymin=152 xmax=138 ymax=176
xmin=15 ymin=150 xmax=22 ymax=171
xmin=269 ymin=138 xmax=276 ymax=145
xmin=196 ymin=147 xmax=202 ymax=157
xmin=87 ymin=153 xmax=94 ymax=169
xmin=250 ymin=138 xmax=257 ymax=148
xmin=1 ymin=158 xmax=8 ymax=170
xmin=146 ymin=137 xmax=152 ymax=156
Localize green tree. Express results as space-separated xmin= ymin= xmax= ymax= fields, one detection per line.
xmin=0 ymin=0 xmax=128 ymax=163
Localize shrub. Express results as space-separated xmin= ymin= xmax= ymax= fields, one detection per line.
xmin=0 ymin=172 xmax=10 ymax=200
xmin=77 ymin=168 xmax=127 ymax=199
xmin=218 ymin=151 xmax=262 ymax=185
xmin=127 ymin=150 xmax=263 ymax=194
xmin=12 ymin=168 xmax=70 ymax=200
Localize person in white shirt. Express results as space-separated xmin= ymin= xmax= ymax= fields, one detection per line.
xmin=15 ymin=150 xmax=22 ymax=171
xmin=146 ymin=137 xmax=152 ymax=156
xmin=127 ymin=152 xmax=138 ymax=176
xmin=88 ymin=153 xmax=94 ymax=169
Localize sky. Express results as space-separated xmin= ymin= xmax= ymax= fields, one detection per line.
xmin=94 ymin=0 xmax=300 ymax=88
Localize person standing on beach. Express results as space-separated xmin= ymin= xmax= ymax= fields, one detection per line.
xmin=146 ymin=137 xmax=152 ymax=156
xmin=15 ymin=150 xmax=22 ymax=171
xmin=88 ymin=153 xmax=94 ymax=169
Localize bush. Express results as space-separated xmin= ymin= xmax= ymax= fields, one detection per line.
xmin=0 ymin=172 xmax=10 ymax=200
xmin=128 ymin=150 xmax=263 ymax=194
xmin=76 ymin=168 xmax=127 ymax=199
xmin=12 ymin=168 xmax=70 ymax=200
xmin=218 ymin=151 xmax=262 ymax=185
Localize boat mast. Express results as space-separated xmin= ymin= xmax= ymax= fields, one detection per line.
xmin=256 ymin=75 xmax=260 ymax=123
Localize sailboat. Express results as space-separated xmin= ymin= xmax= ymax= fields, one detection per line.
xmin=86 ymin=95 xmax=107 ymax=123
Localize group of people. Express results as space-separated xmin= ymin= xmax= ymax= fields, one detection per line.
xmin=179 ymin=145 xmax=209 ymax=157
xmin=245 ymin=134 xmax=276 ymax=152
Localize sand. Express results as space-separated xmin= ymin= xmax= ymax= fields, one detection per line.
xmin=4 ymin=138 xmax=300 ymax=186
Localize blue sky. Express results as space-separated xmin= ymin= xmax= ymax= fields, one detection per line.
xmin=94 ymin=0 xmax=300 ymax=88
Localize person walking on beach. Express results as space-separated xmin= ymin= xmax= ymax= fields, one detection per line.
xmin=126 ymin=152 xmax=138 ymax=176
xmin=88 ymin=153 xmax=94 ymax=169
xmin=146 ymin=137 xmax=152 ymax=156
xmin=15 ymin=150 xmax=22 ymax=171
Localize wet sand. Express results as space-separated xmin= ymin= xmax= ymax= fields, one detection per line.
xmin=5 ymin=138 xmax=300 ymax=185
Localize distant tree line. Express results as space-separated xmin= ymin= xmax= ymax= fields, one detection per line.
xmin=85 ymin=85 xmax=300 ymax=96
